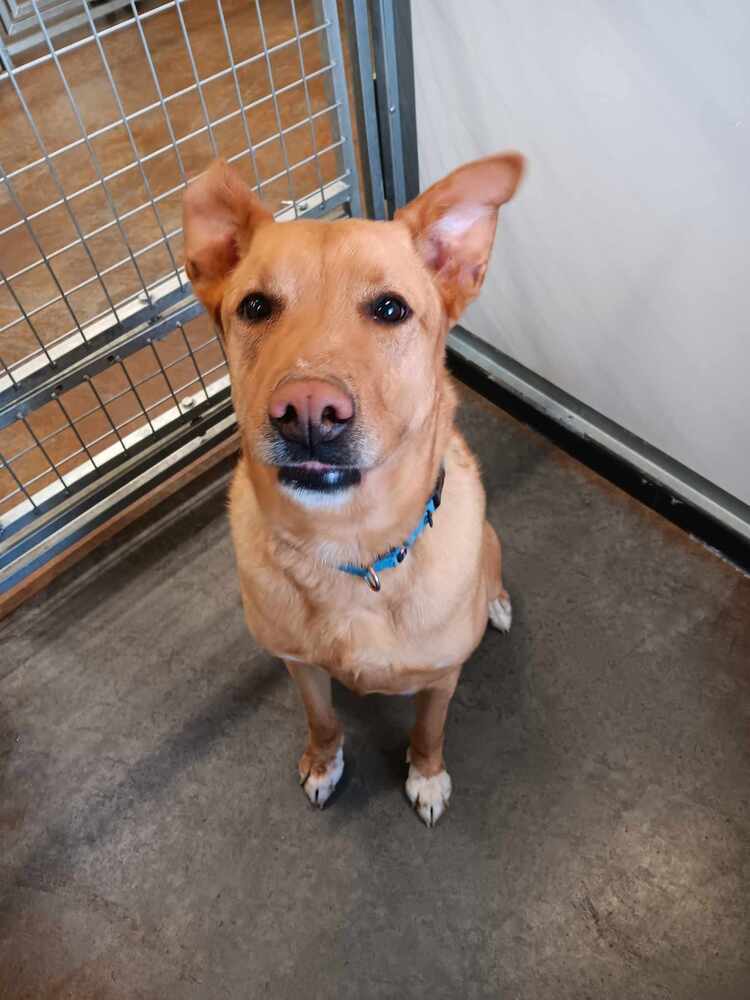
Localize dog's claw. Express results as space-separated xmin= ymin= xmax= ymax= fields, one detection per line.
xmin=405 ymin=764 xmax=452 ymax=827
xmin=299 ymin=746 xmax=344 ymax=809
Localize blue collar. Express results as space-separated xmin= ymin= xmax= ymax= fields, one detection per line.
xmin=338 ymin=467 xmax=445 ymax=592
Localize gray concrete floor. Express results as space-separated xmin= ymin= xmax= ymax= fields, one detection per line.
xmin=1 ymin=385 xmax=748 ymax=1000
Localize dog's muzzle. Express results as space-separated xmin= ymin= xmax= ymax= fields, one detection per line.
xmin=266 ymin=377 xmax=361 ymax=492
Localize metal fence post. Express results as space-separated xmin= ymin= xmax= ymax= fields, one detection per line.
xmin=343 ymin=0 xmax=386 ymax=219
xmin=368 ymin=0 xmax=418 ymax=215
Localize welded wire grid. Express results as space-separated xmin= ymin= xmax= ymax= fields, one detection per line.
xmin=0 ymin=309 xmax=228 ymax=523
xmin=0 ymin=0 xmax=357 ymax=537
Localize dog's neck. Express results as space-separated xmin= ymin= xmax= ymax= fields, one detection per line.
xmin=243 ymin=375 xmax=457 ymax=569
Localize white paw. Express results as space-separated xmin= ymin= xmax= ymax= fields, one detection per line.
xmin=489 ymin=594 xmax=512 ymax=633
xmin=301 ymin=746 xmax=344 ymax=808
xmin=405 ymin=759 xmax=452 ymax=827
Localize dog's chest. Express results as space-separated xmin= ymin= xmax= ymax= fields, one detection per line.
xmin=266 ymin=591 xmax=477 ymax=695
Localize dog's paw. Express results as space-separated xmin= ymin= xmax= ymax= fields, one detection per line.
xmin=488 ymin=594 xmax=512 ymax=633
xmin=299 ymin=746 xmax=344 ymax=808
xmin=405 ymin=758 xmax=452 ymax=828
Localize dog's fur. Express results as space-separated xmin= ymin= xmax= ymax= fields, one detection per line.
xmin=182 ymin=152 xmax=524 ymax=825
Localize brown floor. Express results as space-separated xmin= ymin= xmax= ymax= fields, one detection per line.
xmin=0 ymin=0 xmax=358 ymax=519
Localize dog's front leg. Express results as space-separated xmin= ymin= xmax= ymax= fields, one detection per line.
xmin=406 ymin=669 xmax=461 ymax=827
xmin=284 ymin=660 xmax=344 ymax=808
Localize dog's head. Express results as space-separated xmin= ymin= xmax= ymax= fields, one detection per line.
xmin=183 ymin=154 xmax=523 ymax=509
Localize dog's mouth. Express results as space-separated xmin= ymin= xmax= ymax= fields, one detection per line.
xmin=278 ymin=461 xmax=362 ymax=493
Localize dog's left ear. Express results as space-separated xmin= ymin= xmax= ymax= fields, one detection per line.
xmin=395 ymin=152 xmax=524 ymax=324
xmin=182 ymin=159 xmax=273 ymax=322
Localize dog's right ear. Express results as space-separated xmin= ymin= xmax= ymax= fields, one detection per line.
xmin=182 ymin=159 xmax=273 ymax=322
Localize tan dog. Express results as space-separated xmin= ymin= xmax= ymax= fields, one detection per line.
xmin=182 ymin=152 xmax=524 ymax=825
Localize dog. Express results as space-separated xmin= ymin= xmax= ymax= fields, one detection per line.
xmin=182 ymin=151 xmax=524 ymax=826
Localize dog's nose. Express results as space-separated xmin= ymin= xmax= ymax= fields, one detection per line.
xmin=268 ymin=379 xmax=354 ymax=446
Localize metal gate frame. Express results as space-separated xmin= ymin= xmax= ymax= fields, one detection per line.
xmin=343 ymin=0 xmax=415 ymax=220
xmin=0 ymin=0 xmax=367 ymax=595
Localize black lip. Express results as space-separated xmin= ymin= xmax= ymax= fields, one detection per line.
xmin=269 ymin=435 xmax=360 ymax=468
xmin=278 ymin=466 xmax=361 ymax=493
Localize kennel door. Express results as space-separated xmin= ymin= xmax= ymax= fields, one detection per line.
xmin=0 ymin=0 xmax=362 ymax=595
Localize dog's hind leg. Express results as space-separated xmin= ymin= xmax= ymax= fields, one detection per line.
xmin=484 ymin=521 xmax=512 ymax=633
xmin=285 ymin=660 xmax=344 ymax=808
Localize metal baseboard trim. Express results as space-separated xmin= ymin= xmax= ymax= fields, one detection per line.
xmin=448 ymin=326 xmax=750 ymax=548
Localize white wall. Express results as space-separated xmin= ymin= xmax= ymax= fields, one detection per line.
xmin=412 ymin=0 xmax=750 ymax=505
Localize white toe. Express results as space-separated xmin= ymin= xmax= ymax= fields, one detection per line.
xmin=489 ymin=595 xmax=512 ymax=633
xmin=301 ymin=747 xmax=344 ymax=808
xmin=405 ymin=764 xmax=452 ymax=827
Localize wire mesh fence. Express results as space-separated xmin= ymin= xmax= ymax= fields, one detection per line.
xmin=0 ymin=309 xmax=228 ymax=522
xmin=0 ymin=0 xmax=360 ymax=589
xmin=1 ymin=0 xmax=357 ymax=381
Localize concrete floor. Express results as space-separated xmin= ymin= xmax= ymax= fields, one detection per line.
xmin=1 ymin=384 xmax=748 ymax=999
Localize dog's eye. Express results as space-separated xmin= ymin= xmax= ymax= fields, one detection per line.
xmin=238 ymin=292 xmax=273 ymax=322
xmin=371 ymin=294 xmax=410 ymax=324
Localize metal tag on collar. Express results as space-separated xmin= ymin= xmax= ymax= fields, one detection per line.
xmin=365 ymin=566 xmax=381 ymax=592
